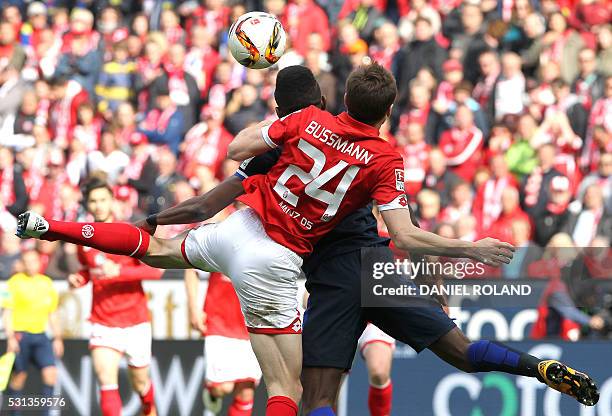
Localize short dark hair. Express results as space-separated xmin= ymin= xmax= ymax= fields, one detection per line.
xmin=82 ymin=177 xmax=113 ymax=201
xmin=345 ymin=62 xmax=397 ymax=125
xmin=275 ymin=65 xmax=322 ymax=117
xmin=48 ymin=75 xmax=70 ymax=87
xmin=551 ymin=78 xmax=569 ymax=89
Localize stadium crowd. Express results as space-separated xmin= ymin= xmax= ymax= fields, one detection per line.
xmin=0 ymin=0 xmax=610 ymax=284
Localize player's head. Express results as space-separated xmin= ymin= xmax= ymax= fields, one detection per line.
xmin=21 ymin=249 xmax=41 ymax=277
xmin=344 ymin=62 xmax=397 ymax=127
xmin=274 ymin=65 xmax=324 ymax=117
xmin=83 ymin=177 xmax=114 ymax=222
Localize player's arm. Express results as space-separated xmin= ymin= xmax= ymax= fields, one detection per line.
xmin=381 ymin=209 xmax=514 ymax=266
xmin=374 ymin=155 xmax=513 ymax=266
xmin=228 ymin=120 xmax=274 ymax=161
xmin=228 ymin=108 xmax=305 ymax=161
xmin=184 ymin=269 xmax=206 ymax=334
xmin=136 ymin=149 xmax=283 ymax=234
xmin=135 ymin=176 xmax=245 ymax=234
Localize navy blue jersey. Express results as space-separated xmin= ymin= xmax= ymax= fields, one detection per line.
xmin=234 ymin=149 xmax=388 ymax=273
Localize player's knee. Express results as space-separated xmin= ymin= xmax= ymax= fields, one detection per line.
xmin=10 ymin=372 xmax=27 ymax=390
xmin=369 ymin=371 xmax=390 ymax=387
xmin=234 ymin=382 xmax=255 ymax=401
xmin=41 ymin=366 xmax=58 ymax=385
xmin=131 ymin=376 xmax=150 ymax=394
xmin=209 ymin=384 xmax=233 ymax=398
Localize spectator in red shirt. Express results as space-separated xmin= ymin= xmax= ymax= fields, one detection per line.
xmin=396 ymin=121 xmax=430 ymax=197
xmin=369 ymin=22 xmax=400 ymax=71
xmin=181 ymin=106 xmax=233 ymax=181
xmin=489 ymin=187 xmax=531 ymax=243
xmin=473 ymin=154 xmax=519 ymax=230
xmin=396 ymin=81 xmax=439 ymax=142
xmin=281 ymin=0 xmax=331 ymax=57
xmin=439 ymin=104 xmax=484 ymax=182
xmin=160 ymin=9 xmax=185 ymax=45
xmin=67 ymin=178 xmax=161 ymax=416
xmin=48 ymin=76 xmax=89 ymax=149
xmin=185 ymin=25 xmax=220 ymax=98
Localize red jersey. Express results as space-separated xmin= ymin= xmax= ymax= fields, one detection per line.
xmin=76 ymin=245 xmax=163 ymax=328
xmin=399 ymin=141 xmax=430 ymax=197
xmin=439 ymin=126 xmax=484 ymax=182
xmin=204 ymin=273 xmax=249 ymax=340
xmin=238 ymin=107 xmax=409 ymax=256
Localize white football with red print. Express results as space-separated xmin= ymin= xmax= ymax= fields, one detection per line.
xmin=228 ymin=11 xmax=287 ymax=69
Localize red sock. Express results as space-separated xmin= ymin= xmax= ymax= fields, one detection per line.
xmin=43 ymin=220 xmax=150 ymax=258
xmin=139 ymin=381 xmax=155 ymax=415
xmin=266 ymin=396 xmax=298 ymax=416
xmin=368 ymin=381 xmax=393 ymax=416
xmin=228 ymin=396 xmax=254 ymax=416
xmin=100 ymin=385 xmax=122 ymax=416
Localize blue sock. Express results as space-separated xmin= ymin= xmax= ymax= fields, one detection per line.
xmin=307 ymin=406 xmax=336 ymax=416
xmin=42 ymin=383 xmax=54 ymax=396
xmin=6 ymin=387 xmax=23 ymax=416
xmin=467 ymin=340 xmax=539 ymax=377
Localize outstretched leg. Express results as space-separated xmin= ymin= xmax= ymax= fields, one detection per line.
xmin=249 ymin=333 xmax=302 ymax=416
xmin=429 ymin=327 xmax=599 ymax=406
xmin=17 ymin=211 xmax=191 ymax=269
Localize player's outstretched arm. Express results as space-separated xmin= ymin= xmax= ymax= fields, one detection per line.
xmin=227 ymin=120 xmax=273 ymax=161
xmin=135 ymin=176 xmax=245 ymax=235
xmin=381 ymin=209 xmax=514 ymax=267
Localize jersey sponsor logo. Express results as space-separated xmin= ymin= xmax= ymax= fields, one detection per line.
xmin=304 ymin=120 xmax=374 ymax=164
xmin=81 ymin=224 xmax=94 ymax=239
xmin=239 ymin=157 xmax=254 ymax=170
xmin=395 ymin=169 xmax=405 ymax=191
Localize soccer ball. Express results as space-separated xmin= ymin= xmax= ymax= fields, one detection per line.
xmin=228 ymin=12 xmax=287 ymax=69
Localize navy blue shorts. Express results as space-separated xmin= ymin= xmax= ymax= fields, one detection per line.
xmin=13 ymin=332 xmax=55 ymax=373
xmin=302 ymin=247 xmax=456 ymax=370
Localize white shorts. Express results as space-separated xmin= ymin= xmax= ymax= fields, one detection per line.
xmin=89 ymin=322 xmax=152 ymax=367
xmin=358 ymin=324 xmax=396 ymax=356
xmin=204 ymin=335 xmax=262 ymax=386
xmin=182 ymin=208 xmax=304 ymax=333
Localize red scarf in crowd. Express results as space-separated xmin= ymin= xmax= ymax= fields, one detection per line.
xmin=124 ymin=149 xmax=150 ymax=180
xmin=581 ymin=97 xmax=612 ymax=172
xmin=473 ymin=70 xmax=500 ymax=108
xmin=480 ymin=177 xmax=514 ymax=229
xmin=22 ymin=168 xmax=44 ymax=202
xmin=401 ymin=141 xmax=430 ymax=196
xmin=141 ymin=105 xmax=177 ymax=133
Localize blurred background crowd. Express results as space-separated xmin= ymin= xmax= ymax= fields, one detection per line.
xmin=0 ymin=0 xmax=609 ymax=286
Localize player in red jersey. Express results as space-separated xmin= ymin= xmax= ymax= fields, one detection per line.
xmin=67 ymin=178 xmax=162 ymax=416
xmin=18 ymin=64 xmax=515 ymax=416
xmin=185 ymin=269 xmax=261 ymax=416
